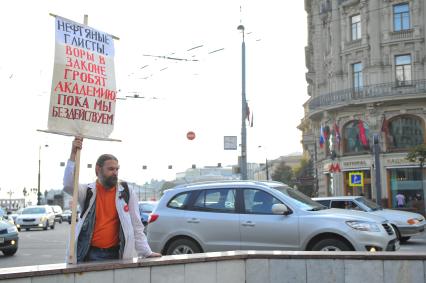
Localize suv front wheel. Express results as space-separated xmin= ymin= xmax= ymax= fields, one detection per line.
xmin=166 ymin=238 xmax=201 ymax=255
xmin=311 ymin=238 xmax=352 ymax=251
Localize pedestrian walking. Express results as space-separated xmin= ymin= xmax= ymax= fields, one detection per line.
xmin=395 ymin=192 xmax=406 ymax=208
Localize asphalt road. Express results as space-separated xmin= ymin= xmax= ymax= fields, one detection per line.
xmin=0 ymin=221 xmax=69 ymax=268
xmin=1 ymin=223 xmax=426 ymax=268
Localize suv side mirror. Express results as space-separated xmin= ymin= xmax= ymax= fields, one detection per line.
xmin=272 ymin=204 xmax=290 ymax=215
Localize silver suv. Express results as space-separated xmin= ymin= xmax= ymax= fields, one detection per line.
xmin=147 ymin=181 xmax=399 ymax=255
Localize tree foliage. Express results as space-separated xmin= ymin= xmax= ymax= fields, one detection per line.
xmin=294 ymin=157 xmax=315 ymax=197
xmin=407 ymin=144 xmax=426 ymax=168
xmin=271 ymin=160 xmax=294 ymax=186
xmin=159 ymin=181 xmax=179 ymax=197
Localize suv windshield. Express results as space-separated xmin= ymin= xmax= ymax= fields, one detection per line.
xmin=22 ymin=207 xmax=46 ymax=214
xmin=273 ymin=186 xmax=326 ymax=210
xmin=356 ymin=197 xmax=382 ymax=211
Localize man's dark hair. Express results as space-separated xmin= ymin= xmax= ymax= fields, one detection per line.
xmin=96 ymin=154 xmax=118 ymax=167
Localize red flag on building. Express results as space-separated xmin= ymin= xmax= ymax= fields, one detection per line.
xmin=381 ymin=116 xmax=389 ymax=135
xmin=358 ymin=120 xmax=368 ymax=146
xmin=333 ymin=122 xmax=341 ymax=146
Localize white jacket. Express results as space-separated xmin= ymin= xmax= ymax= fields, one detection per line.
xmin=63 ymin=160 xmax=153 ymax=260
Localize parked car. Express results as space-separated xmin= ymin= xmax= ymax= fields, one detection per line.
xmin=15 ymin=205 xmax=55 ymax=231
xmin=51 ymin=205 xmax=63 ymax=223
xmin=313 ymin=196 xmax=426 ymax=243
xmin=138 ymin=201 xmax=158 ymax=226
xmin=147 ymin=180 xmax=399 ymax=255
xmin=0 ymin=218 xmax=19 ymax=256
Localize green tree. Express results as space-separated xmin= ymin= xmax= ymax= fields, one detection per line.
xmin=271 ymin=160 xmax=294 ymax=186
xmin=294 ymin=158 xmax=314 ymax=197
xmin=407 ymin=144 xmax=426 ymax=168
xmin=407 ymin=144 xmax=426 ymax=192
xmin=159 ymin=181 xmax=179 ymax=197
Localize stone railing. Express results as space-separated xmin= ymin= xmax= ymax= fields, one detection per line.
xmin=389 ymin=29 xmax=414 ymax=40
xmin=308 ymin=79 xmax=426 ymax=115
xmin=0 ymin=251 xmax=425 ymax=283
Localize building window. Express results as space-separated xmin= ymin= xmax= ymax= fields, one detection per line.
xmin=395 ymin=54 xmax=412 ymax=86
xmin=393 ymin=3 xmax=410 ymax=31
xmin=388 ymin=115 xmax=424 ymax=150
xmin=352 ymin=62 xmax=363 ymax=91
xmin=343 ymin=120 xmax=370 ymax=154
xmin=351 ymin=14 xmax=361 ymax=40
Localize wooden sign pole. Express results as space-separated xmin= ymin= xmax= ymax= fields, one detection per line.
xmin=68 ymin=148 xmax=81 ymax=264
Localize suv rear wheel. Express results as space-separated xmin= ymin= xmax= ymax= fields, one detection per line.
xmin=311 ymin=238 xmax=352 ymax=251
xmin=166 ymin=238 xmax=201 ymax=255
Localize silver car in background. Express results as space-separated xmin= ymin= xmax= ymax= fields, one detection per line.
xmin=147 ymin=181 xmax=398 ymax=255
xmin=313 ymin=196 xmax=425 ymax=243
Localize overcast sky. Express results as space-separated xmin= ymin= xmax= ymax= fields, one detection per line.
xmin=0 ymin=0 xmax=308 ymax=200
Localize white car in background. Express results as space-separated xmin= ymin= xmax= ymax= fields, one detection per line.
xmin=314 ymin=196 xmax=425 ymax=243
xmin=8 ymin=208 xmax=23 ymax=224
xmin=15 ymin=205 xmax=55 ymax=231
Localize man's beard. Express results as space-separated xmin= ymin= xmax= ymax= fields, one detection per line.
xmin=102 ymin=175 xmax=118 ymax=189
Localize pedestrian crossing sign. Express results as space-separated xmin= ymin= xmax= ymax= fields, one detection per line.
xmin=349 ymin=172 xmax=363 ymax=187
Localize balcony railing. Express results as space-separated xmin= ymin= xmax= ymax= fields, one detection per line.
xmin=389 ymin=29 xmax=414 ymax=40
xmin=308 ymin=79 xmax=426 ymax=112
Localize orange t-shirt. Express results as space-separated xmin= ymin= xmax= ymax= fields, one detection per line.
xmin=91 ymin=182 xmax=120 ymax=248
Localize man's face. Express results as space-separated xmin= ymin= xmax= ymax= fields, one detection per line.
xmin=97 ymin=159 xmax=119 ymax=189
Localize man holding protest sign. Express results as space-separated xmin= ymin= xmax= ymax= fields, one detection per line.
xmin=63 ymin=137 xmax=161 ymax=262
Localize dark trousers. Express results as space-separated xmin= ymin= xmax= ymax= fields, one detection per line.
xmin=85 ymin=246 xmax=119 ymax=262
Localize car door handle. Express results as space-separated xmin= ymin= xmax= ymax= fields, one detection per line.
xmin=187 ymin=218 xmax=200 ymax=223
xmin=242 ymin=221 xmax=255 ymax=227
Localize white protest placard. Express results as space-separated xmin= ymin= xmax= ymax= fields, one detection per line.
xmin=48 ymin=16 xmax=116 ymax=139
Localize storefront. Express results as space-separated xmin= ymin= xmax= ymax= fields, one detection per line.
xmin=322 ymin=158 xmax=373 ymax=198
xmin=384 ymin=156 xmax=425 ymax=214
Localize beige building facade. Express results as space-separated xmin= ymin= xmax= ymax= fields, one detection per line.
xmin=300 ymin=0 xmax=426 ymax=213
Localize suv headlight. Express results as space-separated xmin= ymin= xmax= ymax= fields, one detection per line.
xmin=346 ymin=221 xmax=380 ymax=232
xmin=7 ymin=225 xmax=18 ymax=233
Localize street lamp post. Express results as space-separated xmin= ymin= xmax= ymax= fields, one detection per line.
xmin=7 ymin=189 xmax=13 ymax=210
xmin=373 ymin=134 xmax=382 ymax=205
xmin=258 ymin=146 xmax=269 ymax=180
xmin=238 ymin=24 xmax=248 ymax=180
xmin=37 ymin=145 xmax=48 ymax=205
xmin=23 ymin=187 xmax=28 ymax=208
